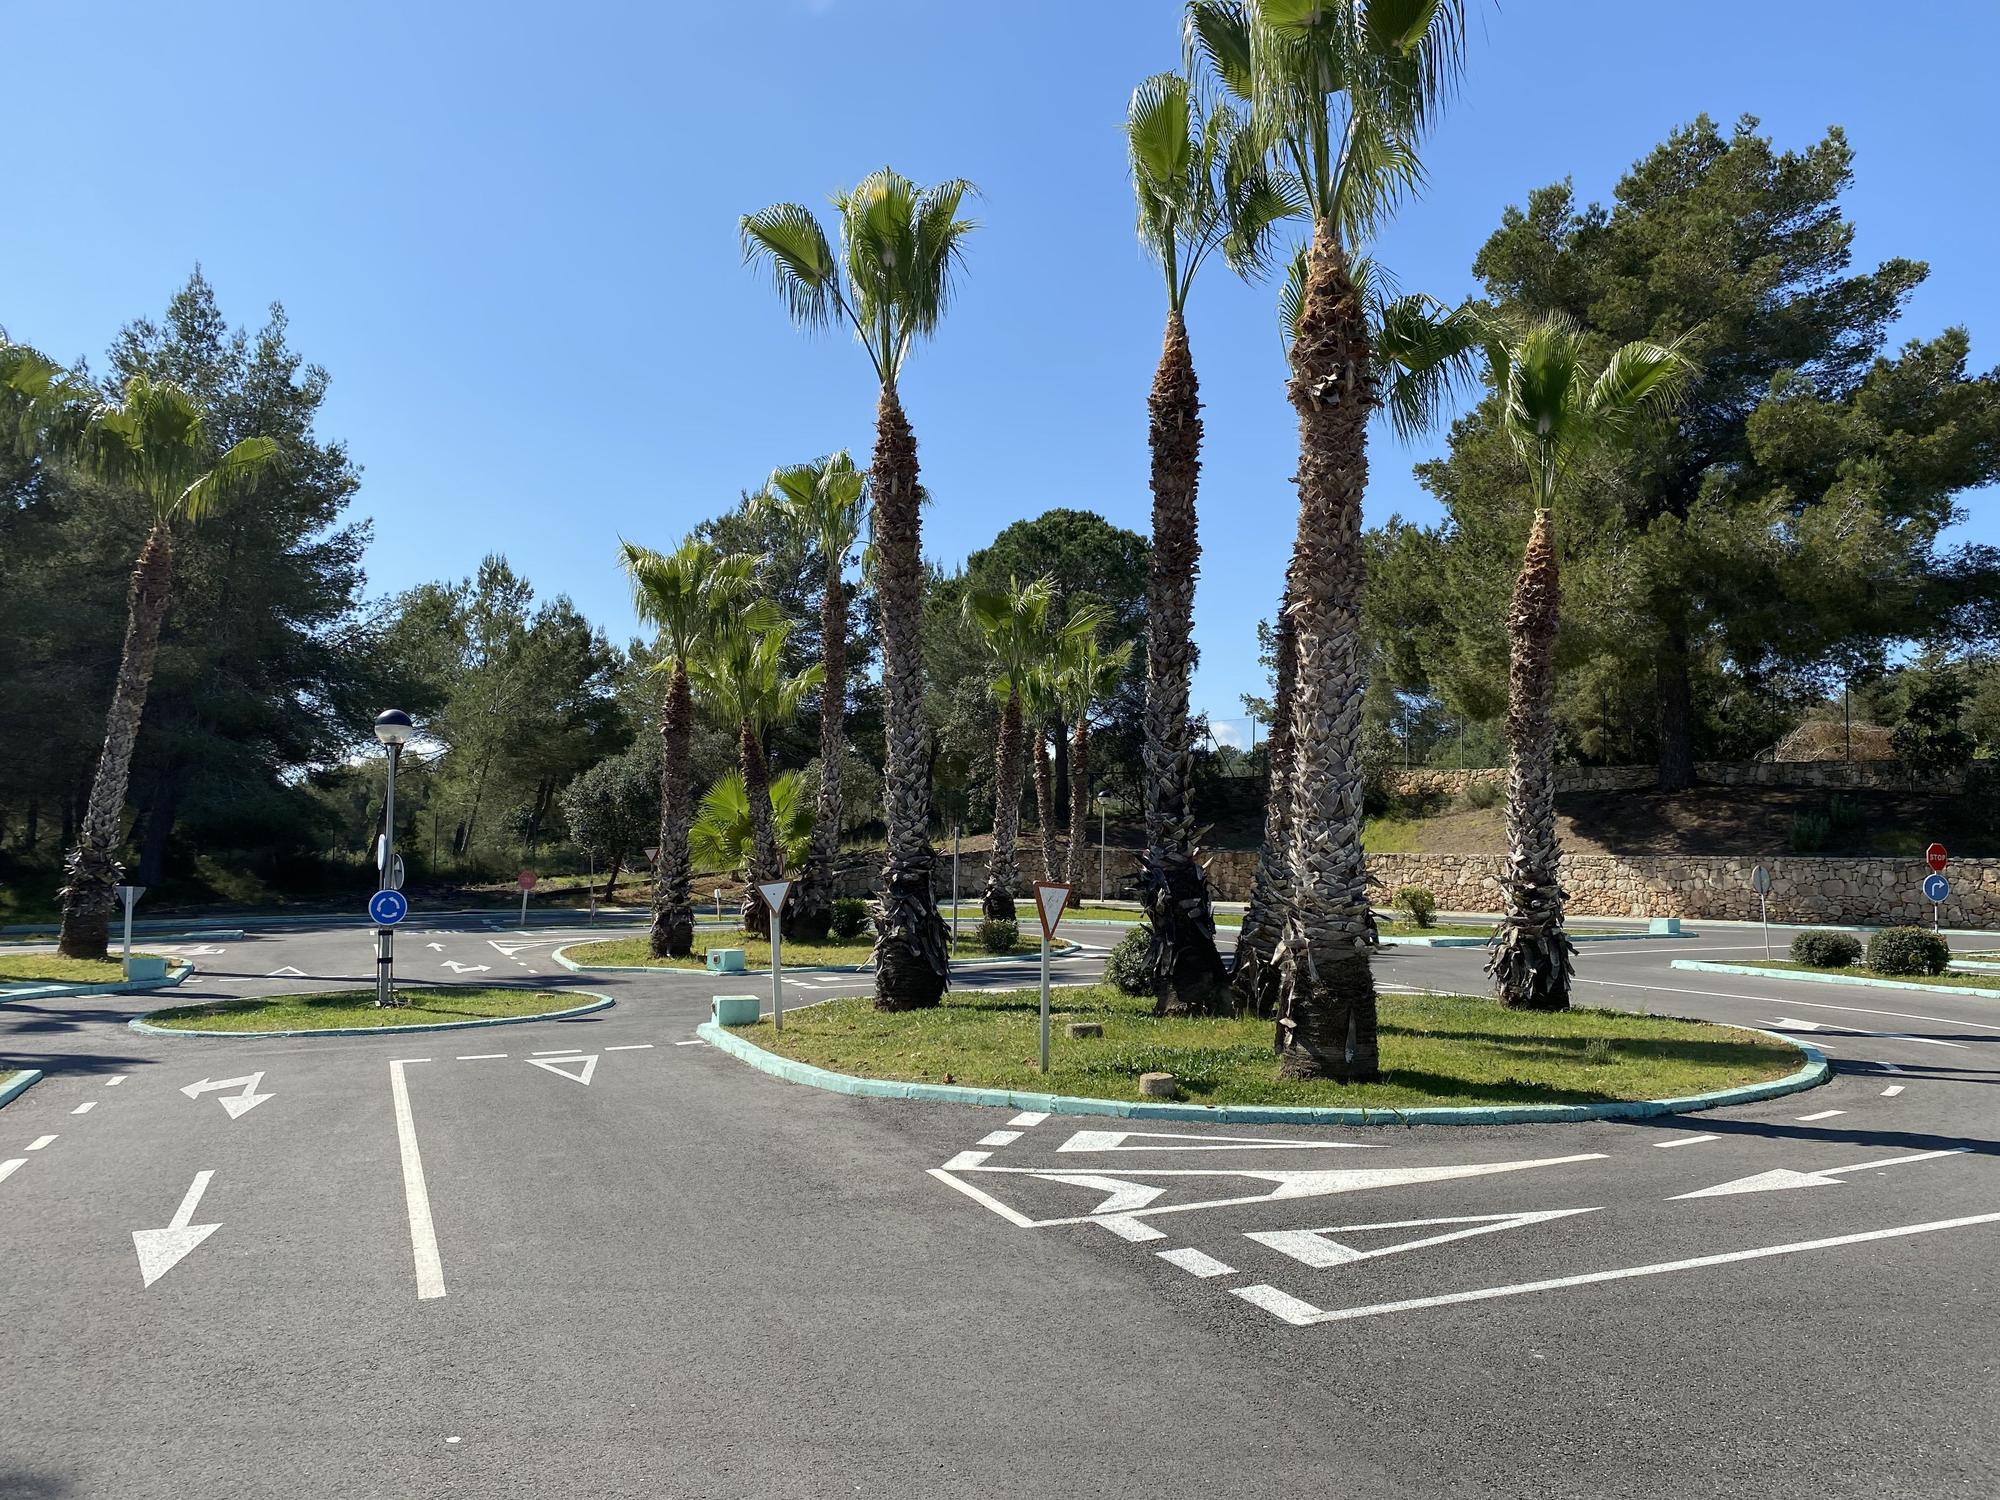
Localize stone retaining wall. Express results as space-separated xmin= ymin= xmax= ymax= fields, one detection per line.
xmin=1385 ymin=760 xmax=1971 ymax=799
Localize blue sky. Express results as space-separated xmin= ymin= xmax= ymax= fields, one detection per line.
xmin=8 ymin=1 xmax=1996 ymax=747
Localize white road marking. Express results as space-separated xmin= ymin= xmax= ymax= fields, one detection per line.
xmin=605 ymin=1044 xmax=654 ymax=1051
xmin=1770 ymin=1017 xmax=1964 ymax=1051
xmin=1581 ymin=976 xmax=2000 ymax=1034
xmin=1097 ymin=1215 xmax=1167 ymax=1242
xmin=105 ymin=1075 xmax=126 ymax=1086
xmin=180 ymin=1072 xmax=273 ymax=1119
xmin=1247 ymin=1209 xmax=1599 ymax=1269
xmin=978 ymin=1130 xmax=1023 ymax=1147
xmin=942 ymin=1150 xmax=992 ymax=1170
xmin=1672 ymin=1148 xmax=1969 ymax=1199
xmin=71 ymin=1102 xmax=95 ymax=1115
xmin=27 ymin=1135 xmax=56 ymax=1150
xmin=1882 ymin=1085 xmax=1905 ymax=1096
xmin=441 ymin=961 xmax=491 ymax=975
xmin=1009 ymin=1112 xmax=1049 ymax=1126
xmin=673 ymin=1039 xmax=705 ymax=1046
xmin=456 ymin=1053 xmax=507 ymax=1061
xmin=525 ymin=1054 xmax=597 ymax=1085
xmin=388 ymin=1059 xmax=446 ymax=1300
xmin=1654 ymin=1134 xmax=1719 ymax=1148
xmin=1157 ymin=1247 xmax=1235 ymax=1278
xmin=1057 ymin=1128 xmax=1380 ymax=1154
xmin=1796 ymin=1109 xmax=1846 ymax=1121
xmin=132 ymin=1170 xmax=221 ymax=1288
xmin=0 ymin=1158 xmax=24 ymax=1184
xmin=1239 ymin=1211 xmax=2000 ymax=1325
xmin=531 ymin=1048 xmax=580 ymax=1055
xmin=266 ymin=966 xmax=305 ymax=977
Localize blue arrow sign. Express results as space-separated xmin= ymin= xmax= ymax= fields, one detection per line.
xmin=1923 ymin=873 xmax=1949 ymax=904
xmin=369 ymin=888 xmax=409 ymax=926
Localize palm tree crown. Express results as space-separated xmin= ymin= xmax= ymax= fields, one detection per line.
xmin=754 ymin=452 xmax=867 ymax=573
xmin=66 ymin=374 xmax=278 ymax=524
xmin=621 ymin=540 xmax=754 ymax=667
xmin=964 ymin=575 xmax=1058 ymax=704
xmin=690 ymin=604 xmax=825 ymax=737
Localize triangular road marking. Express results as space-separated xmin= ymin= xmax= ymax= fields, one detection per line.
xmin=266 ymin=966 xmax=304 ymax=977
xmin=133 ymin=1223 xmax=221 ymax=1287
xmin=1058 ymin=1128 xmax=1381 ymax=1154
xmin=1032 ymin=1174 xmax=1170 ymax=1215
xmin=1246 ymin=1208 xmax=1600 ymax=1268
xmin=526 ymin=1054 xmax=597 ymax=1085
xmin=1672 ymin=1168 xmax=1833 ymax=1199
xmin=489 ymin=939 xmax=559 ymax=958
xmin=218 ymin=1090 xmax=273 ymax=1119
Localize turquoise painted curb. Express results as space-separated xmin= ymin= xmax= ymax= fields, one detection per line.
xmin=694 ymin=1021 xmax=1827 ymax=1126
xmin=550 ymin=940 xmax=1075 ymax=976
xmin=1 ymin=959 xmax=195 ymax=1004
xmin=128 ymin=991 xmax=614 ymax=1039
xmin=1672 ymin=958 xmax=2000 ymax=1000
xmin=0 ymin=1068 xmax=44 ymax=1108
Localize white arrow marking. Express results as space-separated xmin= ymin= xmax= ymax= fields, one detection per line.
xmin=441 ymin=961 xmax=492 ymax=974
xmin=1035 ymin=1174 xmax=1170 ymax=1214
xmin=1246 ymin=1208 xmax=1601 ymax=1268
xmin=1057 ymin=1128 xmax=1382 ymax=1153
xmin=1672 ymin=1148 xmax=1969 ymax=1199
xmin=133 ymin=1171 xmax=220 ymax=1287
xmin=526 ymin=1054 xmax=597 ymax=1085
xmin=181 ymin=1072 xmax=273 ymax=1118
xmin=1770 ymin=1017 xmax=1964 ymax=1050
xmin=427 ymin=943 xmax=446 ymax=952
xmin=266 ymin=966 xmax=304 ymax=978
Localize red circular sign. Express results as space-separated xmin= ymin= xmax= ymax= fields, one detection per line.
xmin=518 ymin=869 xmax=539 ymax=890
xmin=1926 ymin=843 xmax=1948 ymax=873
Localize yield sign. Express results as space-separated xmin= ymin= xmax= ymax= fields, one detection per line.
xmin=1033 ymin=883 xmax=1072 ymax=941
xmin=758 ymin=879 xmax=793 ymax=918
xmin=1246 ymin=1209 xmax=1599 ymax=1268
xmin=526 ymin=1054 xmax=598 ymax=1085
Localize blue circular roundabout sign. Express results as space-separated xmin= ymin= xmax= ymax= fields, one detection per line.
xmin=368 ymin=888 xmax=409 ymax=926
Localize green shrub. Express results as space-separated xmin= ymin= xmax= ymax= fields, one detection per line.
xmin=1396 ymin=885 xmax=1438 ymax=928
xmin=1790 ymin=929 xmax=1862 ymax=968
xmin=1104 ymin=926 xmax=1154 ymax=995
xmin=1463 ymin=779 xmax=1501 ymax=811
xmin=1827 ymin=794 xmax=1864 ymax=833
xmin=830 ymin=897 xmax=870 ymax=942
xmin=1867 ymin=926 xmax=1950 ymax=976
xmin=1789 ymin=811 xmax=1829 ymax=852
xmin=977 ymin=918 xmax=1019 ymax=954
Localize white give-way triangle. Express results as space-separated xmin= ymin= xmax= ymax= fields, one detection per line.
xmin=133 ymin=1170 xmax=221 ymax=1287
xmin=526 ymin=1054 xmax=597 ymax=1085
xmin=1248 ymin=1208 xmax=1600 ymax=1268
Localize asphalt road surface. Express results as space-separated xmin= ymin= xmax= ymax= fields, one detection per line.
xmin=3 ymin=912 xmax=1997 ymax=1498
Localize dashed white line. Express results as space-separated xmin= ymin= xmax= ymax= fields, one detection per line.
xmin=943 ymin=1150 xmax=992 ymax=1170
xmin=456 ymin=1053 xmax=507 ymax=1061
xmin=0 ymin=1158 xmax=25 ymax=1184
xmin=673 ymin=1039 xmax=704 ymax=1047
xmin=1098 ymin=1216 xmax=1168 ymax=1243
xmin=531 ymin=1049 xmax=579 ymax=1055
xmin=1157 ymin=1247 xmax=1235 ymax=1278
xmin=1654 ymin=1134 xmax=1719 ymax=1148
xmin=977 ymin=1130 xmax=1022 ymax=1147
xmin=388 ymin=1059 xmax=446 ymax=1300
xmin=27 ymin=1135 xmax=56 ymax=1150
xmin=605 ymin=1044 xmax=654 ymax=1051
xmin=1231 ymin=1283 xmax=1325 ymax=1324
xmin=70 ymin=1102 xmax=95 ymax=1115
xmin=105 ymin=1075 xmax=127 ymax=1086
xmin=1882 ymin=1085 xmax=1905 ymax=1097
xmin=1009 ymin=1112 xmax=1049 ymax=1127
xmin=1796 ymin=1109 xmax=1846 ymax=1121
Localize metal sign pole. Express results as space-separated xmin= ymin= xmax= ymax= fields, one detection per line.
xmin=1039 ymin=931 xmax=1051 ymax=1074
xmin=772 ymin=909 xmax=784 ymax=1033
xmin=951 ymin=825 xmax=961 ymax=956
xmin=519 ymin=886 xmax=528 ymax=930
xmin=120 ymin=887 xmax=139 ymax=980
xmin=1761 ymin=894 xmax=1769 ymax=960
xmin=1934 ymin=901 xmax=1941 ymax=933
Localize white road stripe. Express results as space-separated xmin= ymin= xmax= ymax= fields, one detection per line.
xmin=1009 ymin=1112 xmax=1049 ymax=1126
xmin=0 ymin=1158 xmax=24 ymax=1184
xmin=27 ymin=1135 xmax=56 ymax=1150
xmin=1882 ymin=1085 xmax=1905 ymax=1097
xmin=977 ymin=1130 xmax=1022 ymax=1147
xmin=388 ymin=1059 xmax=446 ymax=1300
xmin=1654 ymin=1134 xmax=1719 ymax=1148
xmin=673 ymin=1039 xmax=704 ymax=1046
xmin=1231 ymin=1283 xmax=1326 ymax=1325
xmin=1098 ymin=1215 xmax=1167 ymax=1243
xmin=942 ymin=1150 xmax=992 ymax=1170
xmin=1796 ymin=1109 xmax=1845 ymax=1121
xmin=531 ymin=1049 xmax=579 ymax=1055
xmin=70 ymin=1102 xmax=95 ymax=1115
xmin=1579 ymin=976 xmax=2000 ymax=1034
xmin=1157 ymin=1247 xmax=1235 ymax=1278
xmin=105 ymin=1075 xmax=126 ymax=1086
xmin=605 ymin=1044 xmax=654 ymax=1051
xmin=1266 ymin=1212 xmax=2000 ymax=1324
xmin=455 ymin=1053 xmax=507 ymax=1061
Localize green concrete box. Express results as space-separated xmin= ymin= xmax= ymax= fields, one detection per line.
xmin=705 ymin=948 xmax=748 ymax=975
xmin=712 ymin=994 xmax=761 ymax=1026
xmin=124 ymin=956 xmax=170 ymax=981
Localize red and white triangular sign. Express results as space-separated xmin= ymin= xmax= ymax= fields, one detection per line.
xmin=758 ymin=880 xmax=792 ymax=918
xmin=1033 ymin=883 xmax=1072 ymax=941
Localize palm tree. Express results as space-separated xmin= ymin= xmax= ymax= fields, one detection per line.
xmin=963 ymin=576 xmax=1057 ymax=921
xmin=1480 ymin=318 xmax=1694 ymax=1009
xmin=689 ymin=605 xmax=824 ymax=938
xmin=1052 ymin=618 xmax=1136 ymax=894
xmin=622 ymin=539 xmax=754 ymax=957
xmin=50 ymin=375 xmax=277 ymax=959
xmin=742 ymin=168 xmax=976 ymax=1010
xmin=690 ymin=768 xmax=815 ymax=884
xmin=1020 ymin=657 xmax=1063 ymax=884
xmin=1191 ymin=0 xmax=1469 ymax=1078
xmin=753 ymin=452 xmax=867 ymax=942
xmin=0 ymin=339 xmax=87 ymax=456
xmin=1127 ymin=67 xmax=1295 ymax=1016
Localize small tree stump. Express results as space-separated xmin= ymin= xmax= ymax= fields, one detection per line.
xmin=1138 ymin=1071 xmax=1176 ymax=1099
xmin=1066 ymin=1022 xmax=1103 ymax=1039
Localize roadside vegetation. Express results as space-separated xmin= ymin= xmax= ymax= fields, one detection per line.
xmin=143 ymin=987 xmax=587 ymax=1033
xmin=0 ymin=952 xmax=166 ymax=985
xmin=564 ymin=929 xmax=1048 ymax=971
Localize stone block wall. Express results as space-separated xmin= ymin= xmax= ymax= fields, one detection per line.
xmin=1382 ymin=760 xmax=1972 ymax=799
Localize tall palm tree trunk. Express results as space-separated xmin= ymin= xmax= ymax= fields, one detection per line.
xmin=1271 ymin=227 xmax=1380 ymax=1083
xmin=1031 ymin=720 xmax=1058 ymax=883
xmin=1141 ymin=309 xmax=1229 ymax=1016
xmin=870 ymin=385 xmax=949 ymax=1007
xmin=739 ymin=723 xmax=780 ymax=939
xmin=1231 ymin=563 xmax=1298 ymax=1018
xmin=1064 ymin=723 xmax=1091 ymax=889
xmin=649 ymin=660 xmax=696 ymax=957
xmin=59 ymin=523 xmax=173 ymax=960
xmin=792 ymin=559 xmax=848 ymax=942
xmin=1487 ymin=509 xmax=1575 ymax=1009
xmin=985 ymin=690 xmax=1024 ymax=920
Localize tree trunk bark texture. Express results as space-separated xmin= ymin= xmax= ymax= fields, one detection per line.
xmin=1233 ymin=565 xmax=1300 ymax=1018
xmin=1270 ymin=228 xmax=1380 ymax=1082
xmin=1656 ymin=636 xmax=1696 ymax=792
xmin=649 ymin=661 xmax=696 ymax=957
xmin=60 ymin=523 xmax=174 ymax=960
xmin=869 ymin=385 xmax=950 ymax=1007
xmin=1031 ymin=718 xmax=1058 ymax=886
xmin=1064 ymin=723 xmax=1091 ymax=889
xmin=1141 ymin=310 xmax=1229 ymax=1016
xmin=1486 ymin=509 xmax=1575 ymax=1011
xmin=792 ymin=557 xmax=848 ymax=942
xmin=985 ymin=690 xmax=1025 ymax=921
xmin=739 ymin=723 xmax=780 ymax=939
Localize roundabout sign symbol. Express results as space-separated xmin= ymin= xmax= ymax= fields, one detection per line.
xmin=369 ymin=888 xmax=409 ymax=927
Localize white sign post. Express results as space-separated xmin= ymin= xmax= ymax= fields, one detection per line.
xmin=1750 ymin=865 xmax=1772 ymax=958
xmin=1033 ymin=883 xmax=1072 ymax=1074
xmin=517 ymin=868 xmax=537 ymax=929
xmin=116 ymin=884 xmax=145 ymax=980
xmin=760 ymin=879 xmax=794 ymax=1032
xmin=950 ymin=824 xmax=961 ymax=957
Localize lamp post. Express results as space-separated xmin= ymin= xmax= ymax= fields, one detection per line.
xmin=373 ymin=709 xmax=414 ymax=1007
xmin=1096 ymin=790 xmax=1109 ymax=903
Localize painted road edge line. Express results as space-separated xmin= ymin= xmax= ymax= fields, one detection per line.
xmin=1670 ymin=959 xmax=2000 ymax=1001
xmin=548 ymin=941 xmax=1078 ymax=976
xmin=0 ymin=1069 xmax=44 ymax=1110
xmin=127 ymin=994 xmax=614 ymax=1040
xmin=387 ymin=1059 xmax=446 ymax=1300
xmin=692 ymin=1023 xmax=1830 ymax=1126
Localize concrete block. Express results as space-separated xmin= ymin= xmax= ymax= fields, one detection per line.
xmin=1066 ymin=1022 xmax=1103 ymax=1039
xmin=124 ymin=956 xmax=170 ymax=981
xmin=712 ymin=994 xmax=761 ymax=1026
xmin=1648 ymin=917 xmax=1682 ymax=935
xmin=1138 ymin=1071 xmax=1177 ymax=1099
xmin=705 ymin=948 xmax=748 ymax=975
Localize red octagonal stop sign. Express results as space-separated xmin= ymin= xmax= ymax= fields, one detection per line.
xmin=1926 ymin=843 xmax=1948 ymax=873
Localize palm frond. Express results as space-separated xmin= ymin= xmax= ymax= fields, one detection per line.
xmin=1185 ymin=1 xmax=1256 ymax=105
xmin=1374 ymin=294 xmax=1490 ymax=443
xmin=739 ymin=202 xmax=843 ymax=334
xmin=1586 ymin=333 xmax=1699 ymax=436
